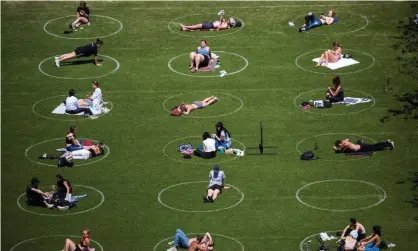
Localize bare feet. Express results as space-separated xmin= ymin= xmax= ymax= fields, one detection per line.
xmin=189 ymin=64 xmax=193 ymax=69
xmin=191 ymin=68 xmax=197 ymax=72
xmin=315 ymin=63 xmax=321 ymax=68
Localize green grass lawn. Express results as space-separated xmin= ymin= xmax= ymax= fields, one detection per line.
xmin=2 ymin=1 xmax=418 ymax=250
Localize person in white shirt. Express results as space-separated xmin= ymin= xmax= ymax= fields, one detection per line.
xmin=193 ymin=132 xmax=217 ymax=159
xmin=203 ymin=164 xmax=229 ymax=203
xmin=213 ymin=122 xmax=232 ymax=150
xmin=64 ymin=89 xmax=92 ymax=116
xmin=78 ymin=80 xmax=103 ymax=115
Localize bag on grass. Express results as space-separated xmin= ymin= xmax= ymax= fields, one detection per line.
xmin=342 ymin=53 xmax=352 ymax=59
xmin=57 ymin=157 xmax=74 ymax=167
xmin=300 ymin=151 xmax=319 ymax=160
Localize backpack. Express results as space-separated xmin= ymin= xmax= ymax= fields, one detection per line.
xmin=300 ymin=151 xmax=319 ymax=160
xmin=342 ymin=53 xmax=352 ymax=59
xmin=57 ymin=157 xmax=74 ymax=167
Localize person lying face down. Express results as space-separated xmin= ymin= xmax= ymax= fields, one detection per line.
xmin=171 ymin=96 xmax=218 ymax=116
xmin=180 ymin=11 xmax=242 ymax=31
xmin=332 ymin=138 xmax=394 ymax=153
xmin=299 ymin=10 xmax=339 ymax=32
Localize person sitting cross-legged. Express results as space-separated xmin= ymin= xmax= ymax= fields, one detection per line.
xmin=193 ymin=132 xmax=217 ymax=159
xmin=64 ymin=89 xmax=92 ymax=117
xmin=339 ymin=217 xmax=367 ymax=242
xmin=357 ymin=226 xmax=382 ymax=251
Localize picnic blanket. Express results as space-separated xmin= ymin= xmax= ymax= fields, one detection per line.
xmin=52 ymin=102 xmax=110 ymax=116
xmin=333 ymin=97 xmax=373 ymax=106
xmin=312 ymin=57 xmax=360 ymax=70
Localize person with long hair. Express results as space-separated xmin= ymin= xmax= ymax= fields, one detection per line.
xmin=69 ymin=1 xmax=90 ymax=31
xmin=56 ymin=174 xmax=73 ymax=201
xmin=316 ymin=42 xmax=342 ymax=67
xmin=62 ymin=228 xmax=91 ymax=251
xmin=189 ymin=40 xmax=212 ymax=72
xmin=65 ymin=125 xmax=83 ymax=151
xmin=171 ymin=96 xmax=218 ymax=116
xmin=203 ymin=164 xmax=230 ymax=203
xmin=78 ymin=80 xmax=103 ymax=115
xmin=213 ymin=122 xmax=232 ymax=150
xmin=326 ymin=76 xmax=344 ymax=102
xmin=55 ymin=38 xmax=103 ymax=67
xmin=357 ymin=226 xmax=382 ymax=251
xmin=64 ymin=89 xmax=92 ymax=117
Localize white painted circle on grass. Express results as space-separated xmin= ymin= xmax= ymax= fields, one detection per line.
xmin=9 ymin=234 xmax=103 ymax=251
xmin=158 ymin=181 xmax=244 ymax=213
xmin=163 ymin=136 xmax=246 ymax=165
xmin=16 ymin=184 xmax=105 ymax=216
xmin=162 ymin=92 xmax=244 ymax=118
xmin=168 ymin=13 xmax=245 ymax=37
xmin=296 ymin=179 xmax=386 ymax=212
xmin=43 ymin=14 xmax=123 ymax=39
xmin=295 ymin=49 xmax=375 ymax=75
xmin=168 ymin=51 xmax=249 ymax=78
xmin=293 ymin=89 xmax=375 ymax=115
xmin=25 ymin=138 xmax=110 ymax=167
xmin=299 ymin=230 xmax=341 ymax=251
xmin=291 ymin=12 xmax=369 ymax=35
xmin=32 ymin=94 xmax=113 ymax=121
xmin=38 ymin=54 xmax=120 ymax=80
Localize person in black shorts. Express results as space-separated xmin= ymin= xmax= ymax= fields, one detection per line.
xmin=69 ymin=1 xmax=91 ymax=30
xmin=26 ymin=177 xmax=54 ymax=208
xmin=189 ymin=40 xmax=212 ymax=72
xmin=55 ymin=38 xmax=103 ymax=67
xmin=62 ymin=228 xmax=91 ymax=251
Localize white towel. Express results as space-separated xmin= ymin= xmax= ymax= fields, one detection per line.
xmin=312 ymin=57 xmax=360 ymax=70
xmin=51 ymin=103 xmax=84 ymax=115
xmin=51 ymin=103 xmax=110 ymax=115
xmin=333 ymin=97 xmax=373 ymax=106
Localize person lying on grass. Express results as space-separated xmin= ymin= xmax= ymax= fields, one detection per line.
xmin=326 ymin=76 xmax=344 ymax=102
xmin=62 ymin=228 xmax=91 ymax=251
xmin=316 ymin=42 xmax=342 ymax=67
xmin=193 ymin=132 xmax=217 ymax=159
xmin=69 ymin=1 xmax=90 ymax=31
xmin=168 ymin=230 xmax=214 ymax=251
xmin=41 ymin=142 xmax=105 ymax=161
xmin=180 ymin=10 xmax=241 ymax=31
xmin=299 ymin=10 xmax=339 ymax=33
xmin=55 ymin=38 xmax=103 ymax=67
xmin=357 ymin=226 xmax=382 ymax=251
xmin=203 ymin=164 xmax=230 ymax=203
xmin=339 ymin=217 xmax=367 ymax=242
xmin=171 ymin=96 xmax=219 ymax=116
xmin=189 ymin=40 xmax=212 ymax=72
xmin=332 ymin=138 xmax=394 ymax=153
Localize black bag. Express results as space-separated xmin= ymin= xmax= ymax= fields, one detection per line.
xmin=300 ymin=151 xmax=319 ymax=160
xmin=324 ymin=100 xmax=332 ymax=108
xmin=379 ymin=241 xmax=388 ymax=249
xmin=342 ymin=53 xmax=352 ymax=58
xmin=57 ymin=157 xmax=74 ymax=167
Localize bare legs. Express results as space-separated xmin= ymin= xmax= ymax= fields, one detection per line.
xmin=180 ymin=23 xmax=203 ymax=31
xmin=58 ymin=52 xmax=76 ymax=62
xmin=189 ymin=53 xmax=205 ymax=72
xmin=71 ymin=17 xmax=89 ymax=30
xmin=204 ymin=189 xmax=221 ymax=202
xmin=316 ymin=50 xmax=332 ymax=67
xmin=62 ymin=238 xmax=76 ymax=251
xmin=202 ymin=96 xmax=219 ymax=107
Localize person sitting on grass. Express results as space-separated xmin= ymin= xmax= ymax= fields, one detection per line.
xmin=171 ymin=96 xmax=219 ymax=116
xmin=78 ymin=80 xmax=103 ymax=115
xmin=55 ymin=38 xmax=103 ymax=67
xmin=193 ymin=132 xmax=217 ymax=159
xmin=212 ymin=122 xmax=232 ymax=150
xmin=357 ymin=226 xmax=382 ymax=251
xmin=69 ymin=1 xmax=90 ymax=31
xmin=316 ymin=42 xmax=342 ymax=67
xmin=64 ymin=89 xmax=93 ymax=117
xmin=189 ymin=40 xmax=212 ymax=72
xmin=203 ymin=164 xmax=230 ymax=203
xmin=339 ymin=218 xmax=367 ymax=242
xmin=333 ymin=138 xmax=394 ymax=153
xmin=326 ymin=76 xmax=344 ymax=103
xmin=180 ymin=11 xmax=241 ymax=31
xmin=337 ymin=230 xmax=359 ymax=251
xmin=62 ymin=228 xmax=91 ymax=251
xmin=299 ymin=10 xmax=339 ymax=32
xmin=55 ymin=174 xmax=73 ymax=202
xmin=26 ymin=177 xmax=55 ymax=208
xmin=64 ymin=125 xmax=84 ymax=151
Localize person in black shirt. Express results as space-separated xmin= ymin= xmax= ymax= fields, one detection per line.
xmin=55 ymin=174 xmax=73 ymax=201
xmin=55 ymin=38 xmax=103 ymax=67
xmin=26 ymin=177 xmax=54 ymax=208
xmin=69 ymin=1 xmax=91 ymax=30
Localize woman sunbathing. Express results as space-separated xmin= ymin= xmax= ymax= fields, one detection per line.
xmin=171 ymin=96 xmax=218 ymax=116
xmin=299 ymin=10 xmax=339 ymax=32
xmin=189 ymin=40 xmax=212 ymax=72
xmin=316 ymin=42 xmax=342 ymax=67
xmin=180 ymin=11 xmax=241 ymax=31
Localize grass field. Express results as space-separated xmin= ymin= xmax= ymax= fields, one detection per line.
xmin=2 ymin=1 xmax=418 ymax=250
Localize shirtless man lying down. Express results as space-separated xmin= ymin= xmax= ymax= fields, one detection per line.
xmin=333 ymin=138 xmax=394 ymax=153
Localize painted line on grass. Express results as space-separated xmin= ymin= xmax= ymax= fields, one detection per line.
xmin=38 ymin=54 xmax=120 ymax=80
xmin=168 ymin=51 xmax=249 ymax=78
xmin=43 ymin=14 xmax=123 ymax=39
xmin=32 ymin=95 xmax=113 ymax=121
xmin=9 ymin=234 xmax=103 ymax=251
xmin=295 ymin=49 xmax=375 ymax=75
xmin=16 ymin=184 xmax=105 ymax=216
xmin=296 ymin=179 xmax=386 ymax=212
xmin=163 ymin=136 xmax=246 ymax=165
xmin=168 ymin=14 xmax=244 ymax=38
xmin=158 ymin=181 xmax=244 ymax=213
xmin=154 ymin=232 xmax=244 ymax=251
xmin=25 ymin=138 xmax=110 ymax=167
xmin=293 ymin=89 xmax=375 ymax=115
xmin=162 ymin=92 xmax=244 ymax=118
xmin=299 ymin=230 xmax=341 ymax=251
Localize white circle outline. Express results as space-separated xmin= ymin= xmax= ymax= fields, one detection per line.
xmin=295 ymin=49 xmax=375 ymax=75
xmin=154 ymin=232 xmax=244 ymax=251
xmin=162 ymin=136 xmax=246 ymax=165
xmin=296 ymin=179 xmax=387 ymax=212
xmin=9 ymin=234 xmax=103 ymax=251
xmin=168 ymin=13 xmax=245 ymax=38
xmin=158 ymin=181 xmax=244 ymax=213
xmin=162 ymin=92 xmax=244 ymax=118
xmin=299 ymin=230 xmax=341 ymax=251
xmin=38 ymin=54 xmax=120 ymax=80
xmin=32 ymin=94 xmax=113 ymax=122
xmin=291 ymin=12 xmax=369 ymax=35
xmin=43 ymin=14 xmax=123 ymax=40
xmin=16 ymin=184 xmax=105 ymax=216
xmin=168 ymin=51 xmax=249 ymax=78
xmin=293 ymin=89 xmax=376 ymax=116
xmin=25 ymin=138 xmax=110 ymax=167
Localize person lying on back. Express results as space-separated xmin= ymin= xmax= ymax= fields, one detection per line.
xmin=333 ymin=138 xmax=394 ymax=153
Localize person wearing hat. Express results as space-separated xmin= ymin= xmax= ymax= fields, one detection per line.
xmin=56 ymin=174 xmax=73 ymax=202
xmin=64 ymin=89 xmax=92 ymax=116
xmin=212 ymin=122 xmax=232 ymax=150
xmin=180 ymin=11 xmax=242 ymax=32
xmin=203 ymin=164 xmax=230 ymax=203
xmin=299 ymin=10 xmax=339 ymax=33
xmin=26 ymin=177 xmax=54 ymax=208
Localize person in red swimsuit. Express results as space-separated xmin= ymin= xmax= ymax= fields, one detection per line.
xmin=62 ymin=228 xmax=91 ymax=251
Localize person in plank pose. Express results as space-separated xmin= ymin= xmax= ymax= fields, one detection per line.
xmin=55 ymin=38 xmax=103 ymax=67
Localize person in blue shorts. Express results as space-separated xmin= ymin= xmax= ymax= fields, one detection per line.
xmin=299 ymin=10 xmax=339 ymax=32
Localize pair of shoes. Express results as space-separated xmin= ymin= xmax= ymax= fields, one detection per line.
xmin=387 ymin=139 xmax=395 ymax=149
xmin=208 ymin=196 xmax=214 ymax=203
xmin=57 ymin=205 xmax=69 ymax=210
xmin=167 ymin=242 xmax=173 ymax=246
xmin=299 ymin=27 xmax=305 ymax=33
xmin=203 ymin=196 xmax=210 ymax=203
xmin=55 ymin=148 xmax=66 ymax=152
xmin=44 ymin=201 xmax=54 ymax=208
xmin=39 ymin=153 xmax=48 ymax=159
xmin=55 ymin=58 xmax=60 ymax=67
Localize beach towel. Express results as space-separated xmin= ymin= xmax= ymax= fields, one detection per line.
xmin=52 ymin=102 xmax=110 ymax=116
xmin=312 ymin=57 xmax=360 ymax=70
xmin=333 ymin=97 xmax=373 ymax=106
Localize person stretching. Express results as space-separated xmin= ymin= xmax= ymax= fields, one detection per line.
xmin=299 ymin=10 xmax=339 ymax=32
xmin=55 ymin=38 xmax=103 ymax=67
xmin=333 ymin=138 xmax=394 ymax=153
xmin=172 ymin=96 xmax=218 ymax=116
xmin=189 ymin=40 xmax=212 ymax=72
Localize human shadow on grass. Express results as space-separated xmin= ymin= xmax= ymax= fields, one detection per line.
xmin=380 ymin=89 xmax=418 ymax=123
xmin=397 ymin=171 xmax=418 ymax=221
xmin=60 ymin=59 xmax=104 ymax=67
